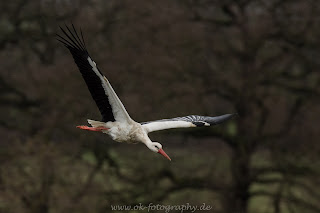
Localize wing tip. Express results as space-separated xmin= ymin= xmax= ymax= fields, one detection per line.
xmin=205 ymin=113 xmax=237 ymax=126
xmin=229 ymin=113 xmax=238 ymax=118
xmin=56 ymin=24 xmax=88 ymax=53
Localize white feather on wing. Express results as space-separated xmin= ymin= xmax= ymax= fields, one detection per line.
xmin=87 ymin=57 xmax=132 ymax=123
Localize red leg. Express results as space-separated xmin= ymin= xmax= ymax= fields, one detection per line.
xmin=76 ymin=125 xmax=109 ymax=132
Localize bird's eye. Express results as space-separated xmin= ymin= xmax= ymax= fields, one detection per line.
xmin=155 ymin=145 xmax=159 ymax=149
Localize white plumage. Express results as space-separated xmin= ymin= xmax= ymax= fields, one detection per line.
xmin=57 ymin=25 xmax=236 ymax=161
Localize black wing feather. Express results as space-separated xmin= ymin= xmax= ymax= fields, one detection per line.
xmin=57 ymin=25 xmax=115 ymax=122
xmin=141 ymin=114 xmax=236 ymax=127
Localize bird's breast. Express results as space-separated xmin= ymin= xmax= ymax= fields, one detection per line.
xmin=107 ymin=122 xmax=145 ymax=144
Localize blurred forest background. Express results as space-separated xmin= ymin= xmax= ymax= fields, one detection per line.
xmin=0 ymin=0 xmax=320 ymax=213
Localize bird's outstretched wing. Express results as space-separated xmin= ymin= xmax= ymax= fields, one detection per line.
xmin=57 ymin=25 xmax=132 ymax=123
xmin=141 ymin=114 xmax=236 ymax=133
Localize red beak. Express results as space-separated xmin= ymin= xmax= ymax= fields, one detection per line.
xmin=158 ymin=148 xmax=171 ymax=161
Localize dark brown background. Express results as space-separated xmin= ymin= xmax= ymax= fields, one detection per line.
xmin=0 ymin=1 xmax=319 ymax=213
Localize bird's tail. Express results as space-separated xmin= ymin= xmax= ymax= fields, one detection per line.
xmin=87 ymin=119 xmax=106 ymax=128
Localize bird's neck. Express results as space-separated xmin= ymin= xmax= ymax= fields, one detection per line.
xmin=142 ymin=136 xmax=153 ymax=149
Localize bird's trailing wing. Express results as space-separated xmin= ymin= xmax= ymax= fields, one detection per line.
xmin=141 ymin=114 xmax=236 ymax=133
xmin=57 ymin=25 xmax=132 ymax=123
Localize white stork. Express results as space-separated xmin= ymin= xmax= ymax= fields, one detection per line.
xmin=57 ymin=25 xmax=236 ymax=161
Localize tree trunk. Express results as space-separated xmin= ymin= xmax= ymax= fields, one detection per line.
xmin=226 ymin=147 xmax=251 ymax=213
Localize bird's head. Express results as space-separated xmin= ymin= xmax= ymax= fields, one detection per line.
xmin=146 ymin=141 xmax=171 ymax=161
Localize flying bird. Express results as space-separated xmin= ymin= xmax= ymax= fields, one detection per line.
xmin=57 ymin=25 xmax=236 ymax=161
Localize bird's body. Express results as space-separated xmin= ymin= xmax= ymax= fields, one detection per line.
xmin=87 ymin=119 xmax=146 ymax=144
xmin=57 ymin=25 xmax=236 ymax=160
